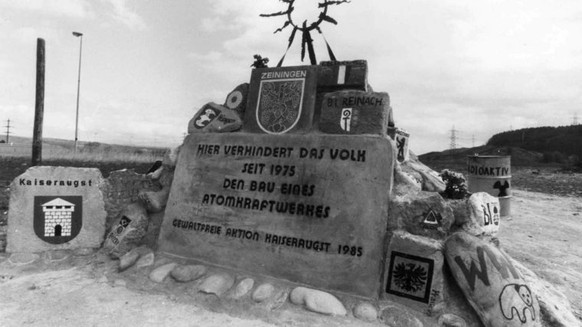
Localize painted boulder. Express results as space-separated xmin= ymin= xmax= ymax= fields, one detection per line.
xmin=444 ymin=232 xmax=541 ymax=327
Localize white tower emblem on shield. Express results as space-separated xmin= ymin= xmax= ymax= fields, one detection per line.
xmin=341 ymin=108 xmax=352 ymax=132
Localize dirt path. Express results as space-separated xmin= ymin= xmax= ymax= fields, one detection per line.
xmin=499 ymin=189 xmax=582 ymax=321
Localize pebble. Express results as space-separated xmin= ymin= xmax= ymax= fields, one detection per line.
xmin=43 ymin=250 xmax=70 ymax=262
xmin=438 ymin=313 xmax=467 ymax=327
xmin=353 ymin=302 xmax=378 ymax=322
xmin=380 ymin=305 xmax=423 ymax=327
xmin=118 ymin=250 xmax=140 ymax=271
xmin=199 ymin=274 xmax=235 ymax=297
xmin=135 ymin=251 xmax=155 ymax=269
xmin=9 ymin=253 xmax=39 ymax=265
xmin=149 ymin=263 xmax=177 ymax=283
xmin=230 ymin=278 xmax=254 ymax=299
xmin=252 ymin=283 xmax=275 ymax=303
xmin=266 ymin=289 xmax=289 ymax=311
xmin=170 ymin=264 xmax=207 ymax=282
xmin=290 ymin=287 xmax=347 ymax=316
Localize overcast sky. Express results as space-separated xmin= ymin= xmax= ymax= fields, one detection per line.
xmin=1 ymin=0 xmax=581 ymax=154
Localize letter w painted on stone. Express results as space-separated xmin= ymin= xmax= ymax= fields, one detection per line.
xmin=454 ymin=245 xmax=520 ymax=291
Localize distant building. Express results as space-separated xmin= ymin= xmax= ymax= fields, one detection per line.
xmin=41 ymin=198 xmax=75 ymax=237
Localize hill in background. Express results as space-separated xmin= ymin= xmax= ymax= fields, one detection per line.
xmin=420 ymin=125 xmax=582 ymax=171
xmin=487 ymin=125 xmax=582 ymax=163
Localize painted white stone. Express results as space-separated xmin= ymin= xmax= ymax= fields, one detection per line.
xmin=388 ymin=192 xmax=454 ymax=239
xmin=7 ymin=167 xmax=106 ymax=253
xmin=290 ymin=287 xmax=346 ymax=316
xmin=393 ymin=162 xmax=422 ymax=197
xmin=199 ymin=274 xmax=235 ymax=297
xmin=103 ymin=203 xmax=149 ymax=258
xmin=289 ymin=287 xmax=308 ymax=305
xmin=188 ymin=102 xmax=242 ymax=134
xmin=149 ymin=263 xmax=177 ymax=283
xmin=379 ymin=304 xmax=424 ymax=327
xmin=170 ymin=264 xmax=207 ymax=283
xmin=467 ymin=192 xmax=501 ymax=236
xmin=8 ymin=253 xmax=40 ymax=265
xmin=353 ymin=302 xmax=378 ymax=322
xmin=512 ymin=259 xmax=580 ymax=327
xmin=230 ymin=278 xmax=255 ymax=299
xmin=252 ymin=283 xmax=275 ymax=303
xmin=402 ymin=156 xmax=446 ymax=193
xmin=437 ymin=313 xmax=467 ymax=327
xmin=118 ymin=250 xmax=140 ymax=272
xmin=445 ymin=232 xmax=541 ymax=327
xmin=135 ymin=251 xmax=155 ymax=269
xmin=382 ymin=231 xmax=445 ymax=316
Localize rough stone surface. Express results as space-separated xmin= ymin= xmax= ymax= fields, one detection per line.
xmin=382 ymin=231 xmax=445 ymax=316
xmin=103 ymin=169 xmax=161 ymax=229
xmin=118 ymin=249 xmax=140 ymax=272
xmin=290 ymin=287 xmax=347 ymax=316
xmin=445 ymin=232 xmax=541 ymax=327
xmin=149 ymin=263 xmax=177 ymax=283
xmin=388 ymin=191 xmax=454 ymax=239
xmin=512 ymin=259 xmax=580 ymax=327
xmin=189 ymin=102 xmax=243 ymax=134
xmin=103 ymin=203 xmax=149 ymax=258
xmin=379 ymin=304 xmax=424 ymax=327
xmin=319 ymin=90 xmax=391 ymax=136
xmin=402 ymin=157 xmax=446 ymax=193
xmin=199 ymin=274 xmax=235 ymax=297
xmin=230 ymin=278 xmax=255 ymax=299
xmin=252 ymin=283 xmax=275 ymax=303
xmin=6 ymin=167 xmax=106 ymax=253
xmin=353 ymin=302 xmax=378 ymax=322
xmin=393 ymin=162 xmax=422 ymax=197
xmin=438 ymin=313 xmax=467 ymax=327
xmin=8 ymin=253 xmax=40 ymax=265
xmin=158 ymin=133 xmax=393 ymax=298
xmin=170 ymin=264 xmax=207 ymax=283
xmin=223 ymin=83 xmax=249 ymax=118
xmin=465 ymin=193 xmax=501 ymax=236
xmin=135 ymin=251 xmax=155 ymax=269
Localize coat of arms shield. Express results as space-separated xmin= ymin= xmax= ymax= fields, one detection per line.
xmin=33 ymin=196 xmax=83 ymax=244
xmin=256 ymin=78 xmax=305 ymax=134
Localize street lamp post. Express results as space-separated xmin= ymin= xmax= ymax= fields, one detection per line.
xmin=73 ymin=31 xmax=83 ymax=152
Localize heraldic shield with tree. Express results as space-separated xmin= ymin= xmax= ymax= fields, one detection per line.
xmin=257 ymin=78 xmax=304 ymax=134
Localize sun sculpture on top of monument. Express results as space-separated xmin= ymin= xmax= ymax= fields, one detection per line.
xmin=261 ymin=0 xmax=350 ymax=66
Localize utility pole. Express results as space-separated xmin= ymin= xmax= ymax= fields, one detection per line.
xmin=32 ymin=38 xmax=45 ymax=166
xmin=573 ymin=113 xmax=579 ymax=125
xmin=449 ymin=126 xmax=457 ymax=150
xmin=73 ymin=31 xmax=83 ymax=152
xmin=472 ymin=134 xmax=475 ymax=148
xmin=4 ymin=119 xmax=11 ymax=143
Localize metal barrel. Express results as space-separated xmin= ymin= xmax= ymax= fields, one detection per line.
xmin=467 ymin=155 xmax=512 ymax=217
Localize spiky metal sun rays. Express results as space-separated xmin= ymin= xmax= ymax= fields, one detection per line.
xmin=261 ymin=0 xmax=350 ymax=66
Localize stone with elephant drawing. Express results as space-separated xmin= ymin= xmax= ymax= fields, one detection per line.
xmin=445 ymin=232 xmax=541 ymax=327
